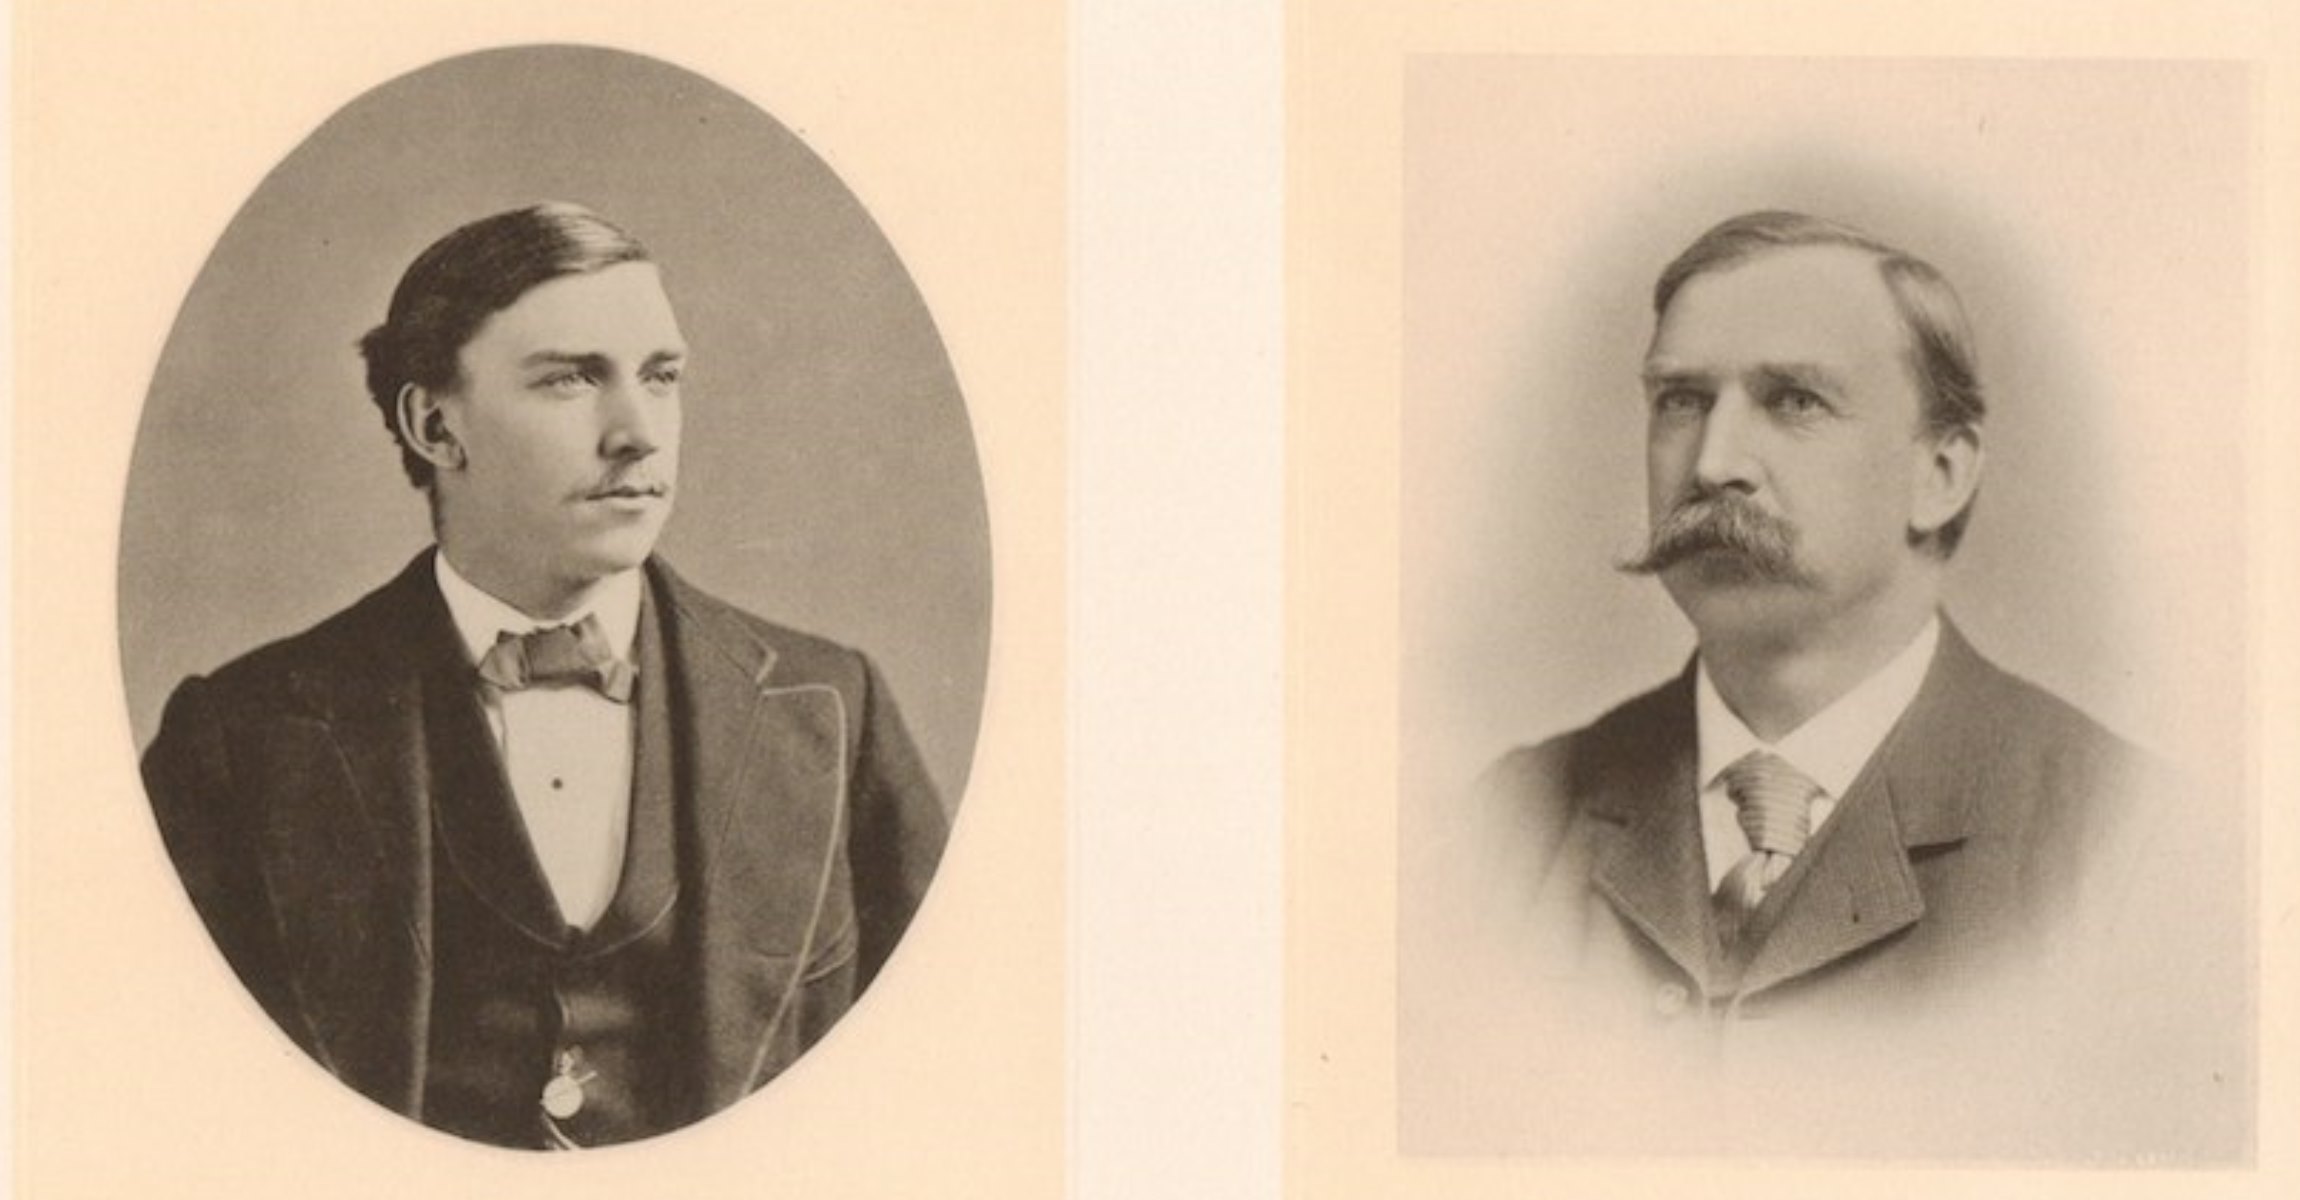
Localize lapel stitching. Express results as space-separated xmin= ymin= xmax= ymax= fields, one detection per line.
xmin=648 ymin=563 xmax=858 ymax=1097
xmin=739 ymin=681 xmax=850 ymax=1086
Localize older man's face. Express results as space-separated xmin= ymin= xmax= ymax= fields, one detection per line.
xmin=1639 ymin=245 xmax=1936 ymax=645
xmin=436 ymin=261 xmax=686 ymax=608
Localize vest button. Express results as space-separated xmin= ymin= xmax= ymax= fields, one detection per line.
xmin=1653 ymin=981 xmax=1691 ymax=1018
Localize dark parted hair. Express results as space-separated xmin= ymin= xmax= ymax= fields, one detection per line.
xmin=1653 ymin=210 xmax=1986 ymax=556
xmin=358 ymin=203 xmax=653 ymax=488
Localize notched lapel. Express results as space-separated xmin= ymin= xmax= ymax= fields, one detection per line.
xmin=1587 ymin=691 xmax=1717 ymax=994
xmin=246 ymin=653 xmax=438 ymax=1111
xmin=1736 ymin=773 xmax=1929 ymax=999
xmin=1737 ymin=628 xmax=1988 ymax=999
xmin=660 ymin=570 xmax=852 ymax=1110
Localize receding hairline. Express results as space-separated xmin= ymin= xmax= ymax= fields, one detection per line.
xmin=1656 ymin=238 xmax=1904 ymax=317
xmin=1655 ymin=211 xmax=1905 ymax=303
xmin=1646 ymin=242 xmax=1917 ymax=355
xmin=1648 ymin=229 xmax=1982 ymax=424
xmin=1642 ymin=209 xmax=1990 ymax=555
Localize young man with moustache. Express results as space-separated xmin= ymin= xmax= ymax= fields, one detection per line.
xmin=1406 ymin=211 xmax=2245 ymax=1157
xmin=142 ymin=203 xmax=950 ymax=1149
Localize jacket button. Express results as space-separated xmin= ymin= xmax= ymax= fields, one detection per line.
xmin=1654 ymin=981 xmax=1691 ymax=1018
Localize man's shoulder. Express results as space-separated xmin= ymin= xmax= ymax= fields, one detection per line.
xmin=139 ymin=553 xmax=449 ymax=770
xmin=1459 ymin=671 xmax=1692 ymax=878
xmin=1918 ymin=622 xmax=2156 ymax=798
xmin=180 ymin=552 xmax=443 ymax=704
xmin=645 ymin=559 xmax=874 ymax=694
xmin=1483 ymin=672 xmax=1690 ymax=808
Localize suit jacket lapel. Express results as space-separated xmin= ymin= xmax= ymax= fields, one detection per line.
xmin=1733 ymin=768 xmax=1928 ymax=997
xmin=651 ymin=561 xmax=851 ymax=1113
xmin=249 ymin=553 xmax=858 ymax=1114
xmin=1587 ymin=668 xmax=1722 ymax=993
xmin=1735 ymin=621 xmax=1986 ymax=999
xmin=251 ymin=553 xmax=451 ymax=1112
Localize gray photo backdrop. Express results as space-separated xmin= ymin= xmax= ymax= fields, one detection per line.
xmin=119 ymin=45 xmax=992 ymax=809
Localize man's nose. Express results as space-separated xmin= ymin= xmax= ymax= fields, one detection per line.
xmin=598 ymin=379 xmax=664 ymax=458
xmin=1691 ymin=389 xmax=1760 ymax=492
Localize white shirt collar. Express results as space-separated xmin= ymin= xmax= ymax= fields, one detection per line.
xmin=432 ymin=548 xmax=644 ymax=667
xmin=1694 ymin=616 xmax=1940 ymax=798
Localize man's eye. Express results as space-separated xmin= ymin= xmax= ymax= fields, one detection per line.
xmin=1652 ymin=388 xmax=1708 ymax=417
xmin=537 ymin=371 xmax=596 ymax=393
xmin=1769 ymin=387 xmax=1826 ymax=417
xmin=644 ymin=367 xmax=683 ymax=388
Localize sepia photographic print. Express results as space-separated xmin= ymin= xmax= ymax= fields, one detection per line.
xmin=1395 ymin=57 xmax=2255 ymax=1162
xmin=117 ymin=46 xmax=990 ymax=1149
xmin=20 ymin=5 xmax=1066 ymax=1191
xmin=18 ymin=2 xmax=2300 ymax=1196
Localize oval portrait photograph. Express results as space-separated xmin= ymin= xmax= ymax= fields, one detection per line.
xmin=117 ymin=45 xmax=990 ymax=1150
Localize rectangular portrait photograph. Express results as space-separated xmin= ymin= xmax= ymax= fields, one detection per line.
xmin=1394 ymin=56 xmax=2252 ymax=1161
xmin=1288 ymin=3 xmax=2300 ymax=1197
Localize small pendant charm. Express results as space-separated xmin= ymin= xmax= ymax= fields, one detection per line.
xmin=543 ymin=1048 xmax=595 ymax=1120
xmin=542 ymin=1073 xmax=586 ymax=1119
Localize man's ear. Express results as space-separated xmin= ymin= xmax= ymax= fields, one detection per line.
xmin=1910 ymin=424 xmax=1982 ymax=540
xmin=395 ymin=383 xmax=464 ymax=472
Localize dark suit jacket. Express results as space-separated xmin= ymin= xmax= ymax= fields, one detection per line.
xmin=141 ymin=551 xmax=950 ymax=1132
xmin=1404 ymin=619 xmax=2248 ymax=1159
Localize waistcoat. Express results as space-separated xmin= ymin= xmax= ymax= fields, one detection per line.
xmin=418 ymin=588 xmax=696 ymax=1148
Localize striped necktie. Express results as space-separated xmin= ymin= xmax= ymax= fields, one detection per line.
xmin=1713 ymin=749 xmax=1823 ymax=947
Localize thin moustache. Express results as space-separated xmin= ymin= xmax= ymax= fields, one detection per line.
xmin=580 ymin=476 xmax=671 ymax=501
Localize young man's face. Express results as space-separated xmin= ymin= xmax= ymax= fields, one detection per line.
xmin=435 ymin=261 xmax=686 ymax=610
xmin=1640 ymin=245 xmax=1939 ymax=647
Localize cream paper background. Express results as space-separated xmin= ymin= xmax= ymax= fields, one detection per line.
xmin=14 ymin=2 xmax=1063 ymax=1195
xmin=1291 ymin=0 xmax=2300 ymax=1195
xmin=17 ymin=0 xmax=2300 ymax=1195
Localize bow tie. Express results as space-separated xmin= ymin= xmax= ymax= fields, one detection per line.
xmin=475 ymin=614 xmax=636 ymax=703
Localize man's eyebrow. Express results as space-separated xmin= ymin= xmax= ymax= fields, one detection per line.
xmin=1637 ymin=362 xmax=1850 ymax=392
xmin=519 ymin=350 xmax=610 ymax=371
xmin=1639 ymin=364 xmax=1710 ymax=389
xmin=516 ymin=348 xmax=688 ymax=370
xmin=1755 ymin=362 xmax=1849 ymax=392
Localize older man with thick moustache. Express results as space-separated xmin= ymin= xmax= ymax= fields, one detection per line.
xmin=1408 ymin=211 xmax=2245 ymax=1158
xmin=142 ymin=203 xmax=950 ymax=1149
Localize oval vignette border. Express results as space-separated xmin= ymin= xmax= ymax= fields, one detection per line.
xmin=113 ymin=42 xmax=994 ymax=1137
